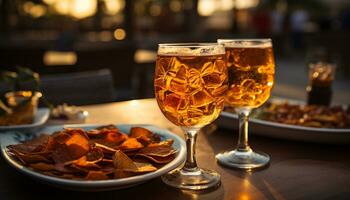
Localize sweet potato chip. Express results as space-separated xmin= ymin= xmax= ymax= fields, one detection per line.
xmin=52 ymin=133 xmax=90 ymax=164
xmin=132 ymin=162 xmax=157 ymax=173
xmin=148 ymin=139 xmax=174 ymax=147
xmin=64 ymin=128 xmax=89 ymax=138
xmin=66 ymin=156 xmax=101 ymax=169
xmin=96 ymin=124 xmax=118 ymax=130
xmin=85 ymin=171 xmax=109 ymax=180
xmin=114 ymin=169 xmax=134 ymax=179
xmin=29 ymin=163 xmax=55 ymax=171
xmin=64 ymin=147 xmax=104 ymax=169
xmin=94 ymin=143 xmax=117 ymax=154
xmin=88 ymin=129 xmax=128 ymax=149
xmin=139 ymin=146 xmax=177 ymax=157
xmin=86 ymin=147 xmax=104 ymax=162
xmin=54 ymin=163 xmax=73 ymax=173
xmin=113 ymin=150 xmax=138 ymax=171
xmin=130 ymin=127 xmax=161 ymax=143
xmin=118 ymin=138 xmax=144 ymax=151
xmin=135 ymin=154 xmax=176 ymax=164
xmin=8 ymin=134 xmax=51 ymax=154
xmin=15 ymin=153 xmax=51 ymax=164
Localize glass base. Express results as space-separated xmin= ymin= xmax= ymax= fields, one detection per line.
xmin=216 ymin=149 xmax=270 ymax=169
xmin=161 ymin=168 xmax=221 ymax=190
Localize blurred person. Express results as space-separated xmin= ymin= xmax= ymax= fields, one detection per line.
xmin=271 ymin=9 xmax=285 ymax=56
xmin=340 ymin=7 xmax=350 ymax=30
xmin=290 ymin=6 xmax=309 ymax=50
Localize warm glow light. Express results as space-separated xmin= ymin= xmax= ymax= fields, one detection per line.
xmin=104 ymin=0 xmax=125 ymax=15
xmin=43 ymin=0 xmax=56 ymax=5
xmin=23 ymin=2 xmax=34 ymax=13
xmin=31 ymin=5 xmax=47 ymax=18
xmin=235 ymin=0 xmax=259 ymax=9
xmin=23 ymin=2 xmax=47 ymax=18
xmin=220 ymin=0 xmax=234 ymax=11
xmin=169 ymin=0 xmax=182 ymax=12
xmin=43 ymin=51 xmax=77 ymax=66
xmin=49 ymin=0 xmax=97 ymax=19
xmin=198 ymin=0 xmax=259 ymax=16
xmin=114 ymin=28 xmax=126 ymax=40
xmin=71 ymin=0 xmax=97 ymax=19
xmin=150 ymin=4 xmax=162 ymax=17
xmin=197 ymin=0 xmax=216 ymax=16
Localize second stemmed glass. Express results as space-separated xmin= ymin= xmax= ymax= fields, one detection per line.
xmin=154 ymin=43 xmax=228 ymax=190
xmin=216 ymin=39 xmax=275 ymax=169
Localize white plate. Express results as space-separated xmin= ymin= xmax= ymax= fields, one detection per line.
xmin=217 ymin=98 xmax=350 ymax=144
xmin=0 ymin=124 xmax=186 ymax=191
xmin=0 ymin=108 xmax=50 ymax=132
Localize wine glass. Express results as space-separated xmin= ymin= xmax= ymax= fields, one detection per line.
xmin=154 ymin=43 xmax=228 ymax=190
xmin=216 ymin=39 xmax=275 ymax=169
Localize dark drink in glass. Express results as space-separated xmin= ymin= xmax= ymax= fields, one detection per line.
xmin=307 ymin=62 xmax=335 ymax=106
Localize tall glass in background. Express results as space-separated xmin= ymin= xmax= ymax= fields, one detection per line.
xmin=154 ymin=43 xmax=228 ymax=190
xmin=216 ymin=39 xmax=275 ymax=169
xmin=307 ymin=62 xmax=335 ymax=106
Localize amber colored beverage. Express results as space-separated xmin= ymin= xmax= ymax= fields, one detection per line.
xmin=225 ymin=46 xmax=275 ymax=108
xmin=154 ymin=54 xmax=228 ymax=127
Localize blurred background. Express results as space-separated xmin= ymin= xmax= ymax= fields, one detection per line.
xmin=0 ymin=0 xmax=349 ymax=105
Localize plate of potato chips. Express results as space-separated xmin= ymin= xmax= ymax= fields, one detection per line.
xmin=0 ymin=124 xmax=186 ymax=191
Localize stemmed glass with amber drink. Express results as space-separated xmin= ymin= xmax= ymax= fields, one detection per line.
xmin=154 ymin=43 xmax=227 ymax=190
xmin=216 ymin=39 xmax=275 ymax=169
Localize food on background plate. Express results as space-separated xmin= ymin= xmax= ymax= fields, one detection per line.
xmin=6 ymin=125 xmax=177 ymax=180
xmin=258 ymin=102 xmax=350 ymax=128
xmin=0 ymin=91 xmax=41 ymax=126
xmin=50 ymin=104 xmax=88 ymax=122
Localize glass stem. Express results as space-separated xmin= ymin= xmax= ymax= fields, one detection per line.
xmin=235 ymin=108 xmax=252 ymax=152
xmin=182 ymin=127 xmax=200 ymax=172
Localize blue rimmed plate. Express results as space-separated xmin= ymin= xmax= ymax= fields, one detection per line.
xmin=0 ymin=124 xmax=186 ymax=191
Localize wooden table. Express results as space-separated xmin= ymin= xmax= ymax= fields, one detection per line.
xmin=1 ymin=99 xmax=350 ymax=200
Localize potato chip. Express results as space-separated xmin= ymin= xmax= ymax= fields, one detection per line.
xmin=118 ymin=138 xmax=144 ymax=151
xmin=130 ymin=127 xmax=160 ymax=143
xmin=29 ymin=163 xmax=55 ymax=171
xmin=14 ymin=152 xmax=51 ymax=164
xmin=148 ymin=139 xmax=174 ymax=147
xmin=113 ymin=150 xmax=138 ymax=171
xmin=114 ymin=169 xmax=133 ymax=179
xmin=135 ymin=153 xmax=176 ymax=164
xmin=86 ymin=147 xmax=104 ymax=162
xmin=85 ymin=171 xmax=109 ymax=180
xmin=94 ymin=143 xmax=117 ymax=154
xmin=8 ymin=134 xmax=51 ymax=154
xmin=96 ymin=124 xmax=118 ymax=130
xmin=132 ymin=162 xmax=157 ymax=173
xmin=88 ymin=129 xmax=128 ymax=149
xmin=139 ymin=146 xmax=177 ymax=157
xmin=52 ymin=133 xmax=90 ymax=163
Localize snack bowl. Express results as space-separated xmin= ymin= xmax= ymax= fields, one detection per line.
xmin=0 ymin=124 xmax=186 ymax=191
